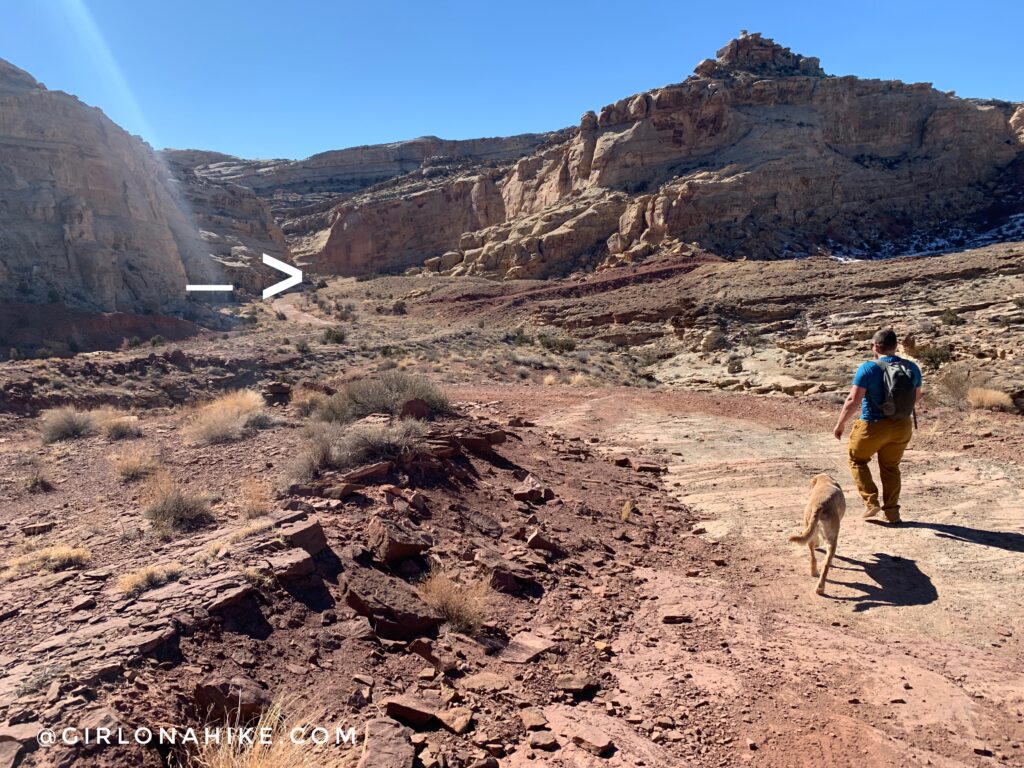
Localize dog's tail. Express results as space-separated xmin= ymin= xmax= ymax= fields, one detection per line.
xmin=788 ymin=504 xmax=821 ymax=544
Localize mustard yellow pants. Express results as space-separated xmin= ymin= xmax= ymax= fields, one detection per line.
xmin=847 ymin=417 xmax=913 ymax=521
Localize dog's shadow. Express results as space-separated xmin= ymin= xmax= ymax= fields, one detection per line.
xmin=829 ymin=553 xmax=938 ymax=612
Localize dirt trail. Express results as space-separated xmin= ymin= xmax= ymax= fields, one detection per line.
xmin=534 ymin=390 xmax=1024 ymax=767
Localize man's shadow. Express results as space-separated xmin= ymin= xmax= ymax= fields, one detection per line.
xmin=891 ymin=521 xmax=1024 ymax=553
xmin=830 ymin=552 xmax=938 ymax=612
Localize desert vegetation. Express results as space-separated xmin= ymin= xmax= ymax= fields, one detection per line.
xmin=317 ymin=371 xmax=452 ymax=424
xmin=419 ymin=568 xmax=493 ymax=633
xmin=185 ymin=390 xmax=269 ymax=445
xmin=117 ymin=562 xmax=184 ymax=597
xmin=1 ymin=544 xmax=91 ymax=580
xmin=38 ymin=406 xmax=97 ymax=443
xmin=143 ymin=472 xmax=214 ymax=537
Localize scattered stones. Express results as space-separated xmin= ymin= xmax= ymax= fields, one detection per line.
xmin=343 ymin=565 xmax=443 ymax=639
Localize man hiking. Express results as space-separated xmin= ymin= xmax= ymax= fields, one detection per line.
xmin=833 ymin=328 xmax=923 ymax=524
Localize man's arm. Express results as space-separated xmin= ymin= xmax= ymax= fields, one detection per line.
xmin=834 ymin=385 xmax=866 ymax=440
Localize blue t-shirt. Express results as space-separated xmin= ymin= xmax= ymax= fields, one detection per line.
xmin=853 ymin=355 xmax=922 ymax=421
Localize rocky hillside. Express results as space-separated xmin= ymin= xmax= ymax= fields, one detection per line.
xmin=248 ymin=33 xmax=1023 ymax=279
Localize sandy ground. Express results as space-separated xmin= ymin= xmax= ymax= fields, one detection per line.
xmin=497 ymin=386 xmax=1024 ymax=767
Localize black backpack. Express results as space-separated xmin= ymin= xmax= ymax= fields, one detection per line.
xmin=875 ymin=359 xmax=917 ymax=421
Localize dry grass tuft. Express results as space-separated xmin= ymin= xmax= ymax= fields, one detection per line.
xmin=143 ymin=472 xmax=214 ymax=537
xmin=333 ymin=419 xmax=426 ymax=469
xmin=38 ymin=407 xmax=97 ymax=443
xmin=239 ymin=479 xmax=272 ymax=519
xmin=1 ymin=544 xmax=91 ymax=580
xmin=967 ymin=387 xmax=1014 ymax=411
xmin=116 ymin=453 xmax=159 ymax=482
xmin=284 ymin=422 xmax=344 ymax=483
xmin=317 ymin=372 xmax=452 ymax=424
xmin=24 ymin=459 xmax=54 ymax=493
xmin=117 ymin=562 xmax=184 ymax=597
xmin=290 ymin=386 xmax=326 ymax=417
xmin=185 ymin=390 xmax=267 ymax=445
xmin=185 ymin=699 xmax=345 ymax=768
xmin=419 ymin=568 xmax=493 ymax=633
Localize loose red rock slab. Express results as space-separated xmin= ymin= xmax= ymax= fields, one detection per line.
xmin=460 ymin=672 xmax=509 ymax=693
xmin=435 ymin=706 xmax=474 ymax=734
xmin=279 ymin=518 xmax=327 ymax=555
xmin=356 ymin=718 xmax=414 ymax=768
xmin=343 ymin=461 xmax=393 ymax=484
xmin=366 ymin=516 xmax=432 ymax=563
xmin=383 ymin=693 xmax=442 ymax=728
xmin=342 ymin=565 xmax=443 ymax=640
xmin=572 ymin=725 xmax=614 ymax=757
xmin=499 ymin=631 xmax=556 ymax=664
xmin=206 ymin=584 xmax=254 ymax=613
xmin=266 ymin=548 xmax=315 ymax=579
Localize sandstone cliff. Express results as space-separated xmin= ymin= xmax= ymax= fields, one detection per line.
xmin=0 ymin=59 xmax=223 ymax=314
xmin=410 ymin=33 xmax=1023 ymax=280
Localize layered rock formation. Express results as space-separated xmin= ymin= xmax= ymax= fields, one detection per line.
xmin=409 ymin=33 xmax=1023 ymax=279
xmin=0 ymin=59 xmax=221 ymax=314
xmin=178 ymin=133 xmax=565 ymax=213
xmin=162 ymin=152 xmax=292 ymax=296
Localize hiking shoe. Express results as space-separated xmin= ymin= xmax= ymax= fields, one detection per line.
xmin=862 ymin=505 xmax=882 ymax=519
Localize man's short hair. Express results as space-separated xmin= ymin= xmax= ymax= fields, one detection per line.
xmin=873 ymin=328 xmax=898 ymax=353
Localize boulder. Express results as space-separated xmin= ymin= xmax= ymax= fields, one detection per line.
xmin=343 ymin=565 xmax=443 ymax=639
xmin=366 ymin=517 xmax=432 ymax=563
xmin=279 ymin=518 xmax=327 ymax=555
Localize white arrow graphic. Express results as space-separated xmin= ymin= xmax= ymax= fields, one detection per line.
xmin=262 ymin=253 xmax=303 ymax=299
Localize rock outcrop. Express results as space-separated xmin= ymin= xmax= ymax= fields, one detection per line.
xmin=410 ymin=33 xmax=1023 ymax=279
xmin=0 ymin=59 xmax=225 ymax=314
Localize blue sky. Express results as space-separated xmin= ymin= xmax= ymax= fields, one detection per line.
xmin=2 ymin=1 xmax=1021 ymax=160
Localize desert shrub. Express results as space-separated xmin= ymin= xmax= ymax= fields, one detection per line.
xmin=537 ymin=333 xmax=576 ymax=353
xmin=1 ymin=545 xmax=90 ymax=580
xmin=332 ymin=419 xmax=426 ymax=469
xmin=322 ymin=327 xmax=347 ymax=344
xmin=317 ymin=372 xmax=452 ymax=424
xmin=418 ymin=568 xmax=493 ymax=633
xmin=117 ymin=563 xmax=184 ymax=597
xmin=24 ymin=459 xmax=54 ymax=493
xmin=916 ymin=344 xmax=953 ymax=372
xmin=290 ymin=386 xmax=326 ymax=417
xmin=940 ymin=309 xmax=966 ymax=326
xmin=38 ymin=407 xmax=97 ymax=443
xmin=116 ymin=453 xmax=159 ymax=482
xmin=149 ymin=335 xmax=166 ymax=347
xmin=285 ymin=422 xmax=344 ymax=482
xmin=185 ymin=390 xmax=266 ymax=445
xmin=1013 ymin=297 xmax=1024 ymax=309
xmin=967 ymin=387 xmax=1014 ymax=411
xmin=143 ymin=473 xmax=213 ymax=537
xmin=93 ymin=408 xmax=142 ymax=440
xmin=928 ymin=364 xmax=978 ymax=408
xmin=391 ymin=299 xmax=408 ymax=315
xmin=295 ymin=340 xmax=310 ymax=354
xmin=504 ymin=327 xmax=532 ymax=346
xmin=239 ymin=479 xmax=271 ymax=519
